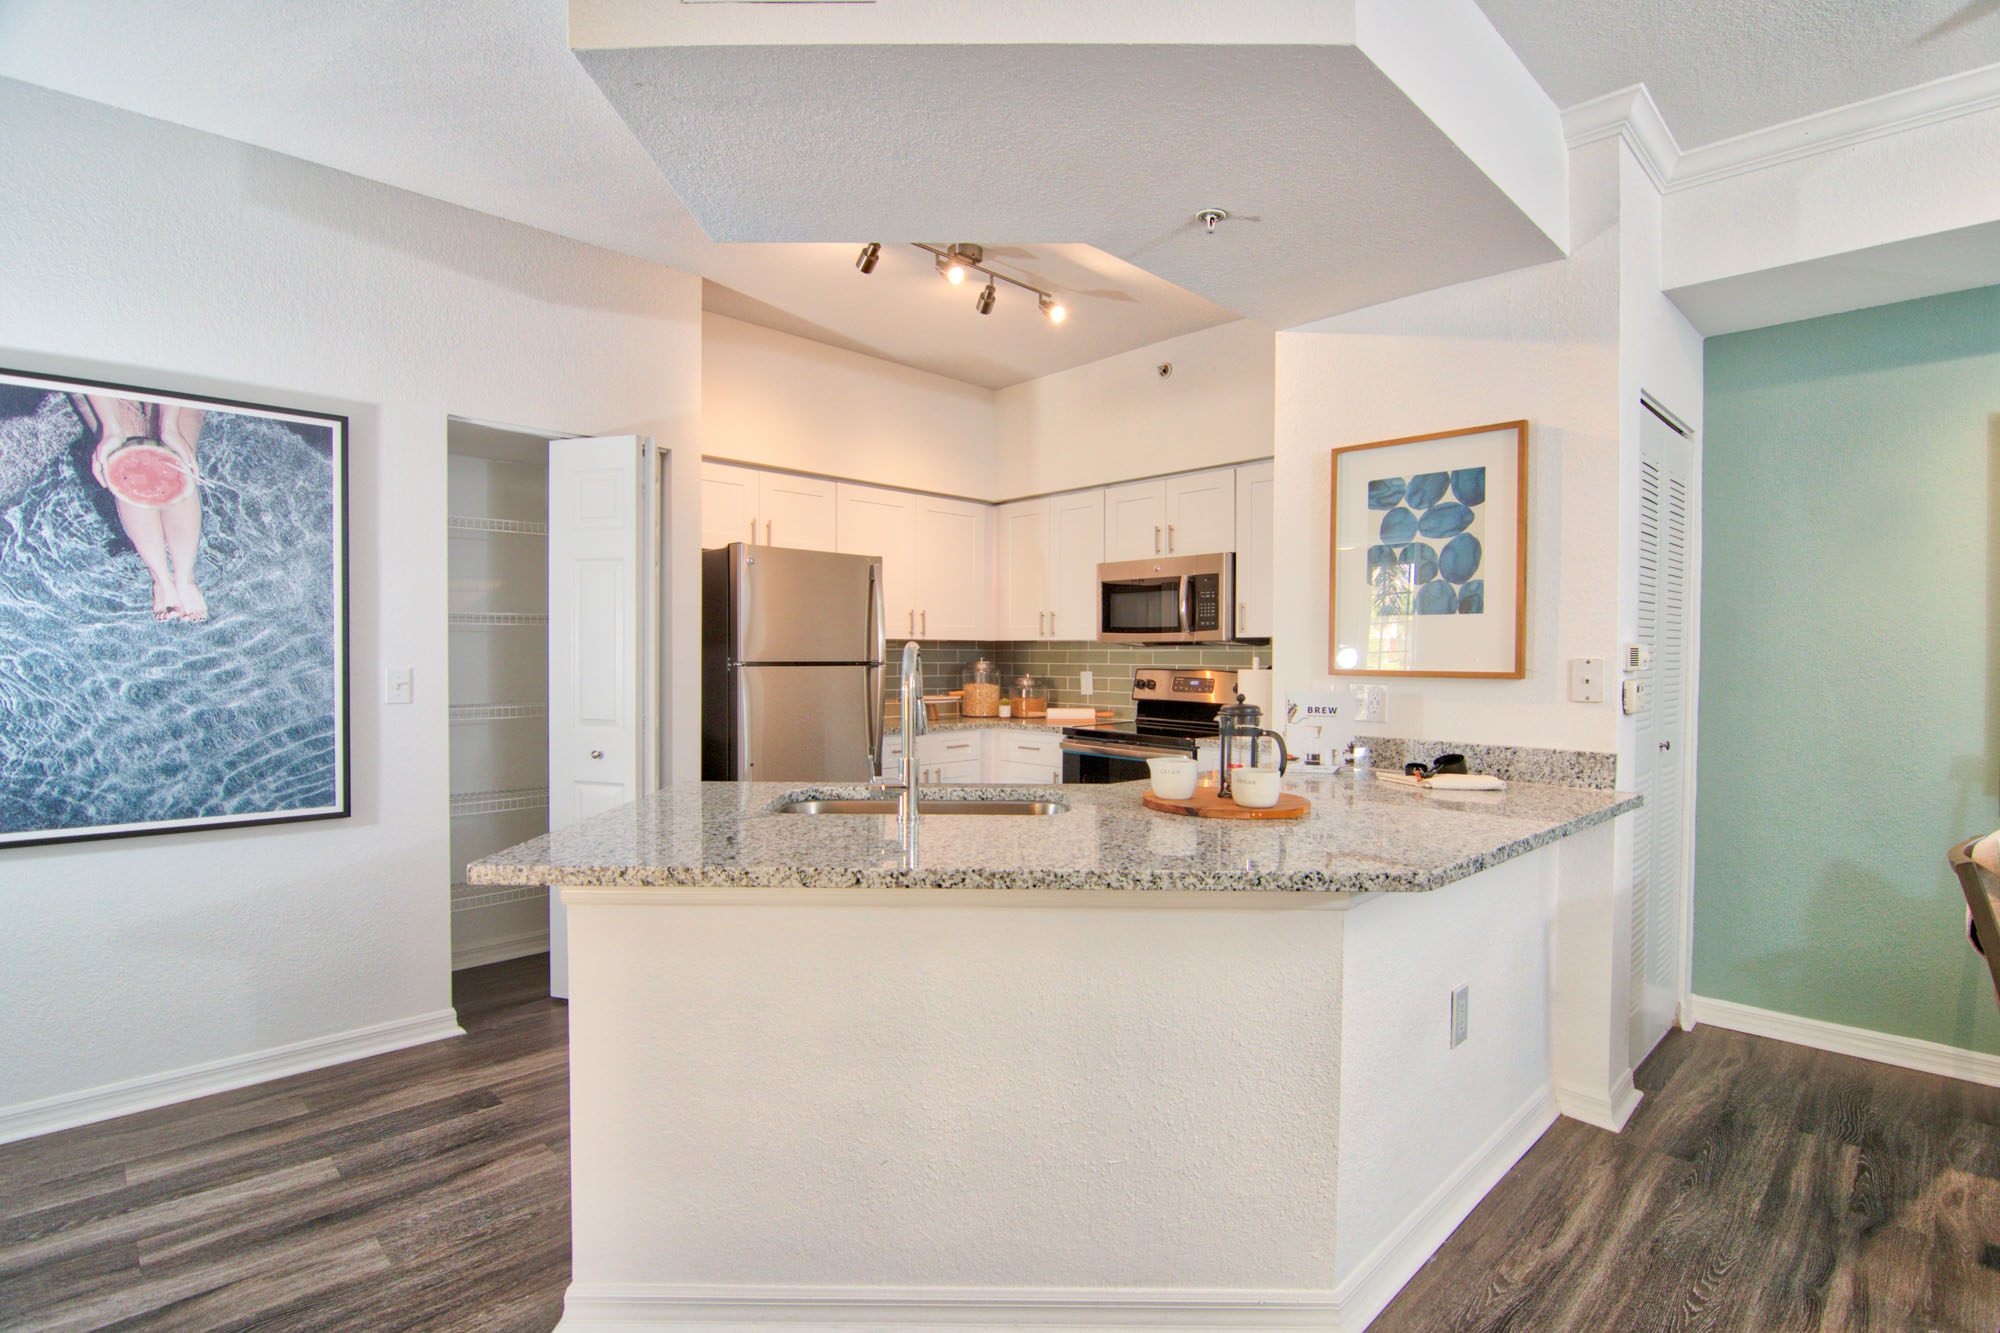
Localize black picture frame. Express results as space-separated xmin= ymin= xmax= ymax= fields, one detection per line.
xmin=0 ymin=366 xmax=350 ymax=848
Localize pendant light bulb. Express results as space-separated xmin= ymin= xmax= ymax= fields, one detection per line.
xmin=855 ymin=241 xmax=880 ymax=274
xmin=1039 ymin=293 xmax=1067 ymax=324
xmin=975 ymin=281 xmax=996 ymax=315
xmin=935 ymin=252 xmax=967 ymax=284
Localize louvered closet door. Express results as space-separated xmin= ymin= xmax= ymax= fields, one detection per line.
xmin=1631 ymin=405 xmax=1696 ymax=1064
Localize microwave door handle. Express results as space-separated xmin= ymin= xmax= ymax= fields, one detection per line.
xmin=1180 ymin=575 xmax=1194 ymax=640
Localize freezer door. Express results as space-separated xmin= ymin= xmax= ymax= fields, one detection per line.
xmin=738 ymin=665 xmax=878 ymax=782
xmin=734 ymin=544 xmax=882 ymax=664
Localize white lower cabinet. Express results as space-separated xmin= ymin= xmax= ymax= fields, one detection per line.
xmin=985 ymin=731 xmax=1062 ymax=785
xmin=882 ymin=729 xmax=1063 ymax=785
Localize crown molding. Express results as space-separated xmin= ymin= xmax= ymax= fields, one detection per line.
xmin=1561 ymin=83 xmax=1679 ymax=192
xmin=1672 ymin=61 xmax=2000 ymax=191
xmin=1561 ymin=61 xmax=2000 ymax=196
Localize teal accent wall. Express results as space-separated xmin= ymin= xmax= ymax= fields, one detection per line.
xmin=1697 ymin=284 xmax=2000 ymax=1052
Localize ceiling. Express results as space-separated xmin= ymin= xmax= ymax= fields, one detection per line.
xmin=1479 ymin=0 xmax=2000 ymax=148
xmin=1 ymin=1 xmax=1997 ymax=386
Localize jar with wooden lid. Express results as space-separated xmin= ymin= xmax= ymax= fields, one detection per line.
xmin=1012 ymin=673 xmax=1048 ymax=718
xmin=960 ymin=658 xmax=1001 ymax=717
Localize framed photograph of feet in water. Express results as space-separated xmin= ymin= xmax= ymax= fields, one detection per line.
xmin=0 ymin=367 xmax=349 ymax=847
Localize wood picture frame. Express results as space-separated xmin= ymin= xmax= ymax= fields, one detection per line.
xmin=0 ymin=366 xmax=350 ymax=848
xmin=1329 ymin=420 xmax=1527 ymax=679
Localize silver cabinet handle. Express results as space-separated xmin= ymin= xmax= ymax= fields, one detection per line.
xmin=748 ymin=518 xmax=756 ymax=543
xmin=908 ymin=608 xmax=914 ymax=634
xmin=765 ymin=519 xmax=772 ymax=544
xmin=920 ymin=609 xmax=926 ymax=636
xmin=590 ymin=749 xmax=603 ymax=759
xmin=1154 ymin=524 xmax=1162 ymax=553
xmin=1239 ymin=600 xmax=1246 ymax=624
xmin=1168 ymin=523 xmax=1175 ymax=552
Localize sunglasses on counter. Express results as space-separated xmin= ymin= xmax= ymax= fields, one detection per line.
xmin=1404 ymin=753 xmax=1469 ymax=779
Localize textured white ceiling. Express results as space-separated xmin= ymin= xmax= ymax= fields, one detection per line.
xmin=1478 ymin=0 xmax=2000 ymax=147
xmin=578 ymin=41 xmax=1564 ymax=330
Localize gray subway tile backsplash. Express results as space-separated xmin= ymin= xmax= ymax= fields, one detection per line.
xmin=900 ymin=638 xmax=1274 ymax=720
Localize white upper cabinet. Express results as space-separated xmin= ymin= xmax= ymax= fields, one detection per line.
xmin=1166 ymin=468 xmax=1236 ymax=555
xmin=701 ymin=461 xmax=838 ymax=552
xmin=1233 ymin=460 xmax=1274 ymax=640
xmin=996 ymin=490 xmax=1103 ymax=641
xmin=912 ymin=494 xmax=991 ymax=640
xmin=996 ymin=499 xmax=1050 ymax=640
xmin=700 ymin=461 xmax=761 ymax=550
xmin=1102 ymin=467 xmax=1234 ymax=561
xmin=756 ymin=471 xmax=838 ymax=551
xmin=1047 ymin=489 xmax=1104 ymax=641
xmin=1102 ymin=479 xmax=1168 ymax=563
xmin=835 ymin=482 xmax=917 ymax=636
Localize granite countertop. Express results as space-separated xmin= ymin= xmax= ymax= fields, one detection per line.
xmin=468 ymin=772 xmax=1639 ymax=895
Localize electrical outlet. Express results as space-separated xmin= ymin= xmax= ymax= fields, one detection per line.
xmin=1450 ymin=984 xmax=1469 ymax=1048
xmin=1080 ymin=669 xmax=1093 ymax=696
xmin=1352 ymin=684 xmax=1386 ymax=723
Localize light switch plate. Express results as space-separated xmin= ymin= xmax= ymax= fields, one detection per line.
xmin=1569 ymin=658 xmax=1605 ymax=703
xmin=385 ymin=667 xmax=414 ymax=705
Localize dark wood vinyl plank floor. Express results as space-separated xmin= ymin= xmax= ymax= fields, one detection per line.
xmin=6 ymin=958 xmax=2000 ymax=1331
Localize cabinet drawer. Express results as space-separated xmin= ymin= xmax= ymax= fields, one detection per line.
xmin=919 ymin=733 xmax=983 ymax=764
xmin=935 ymin=758 xmax=982 ymax=784
xmin=994 ymin=732 xmax=1061 ymax=763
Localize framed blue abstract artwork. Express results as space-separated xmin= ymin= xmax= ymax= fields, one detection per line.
xmin=0 ymin=367 xmax=349 ymax=847
xmin=1330 ymin=420 xmax=1526 ymax=678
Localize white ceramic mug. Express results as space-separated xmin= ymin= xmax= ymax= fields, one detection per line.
xmin=1231 ymin=767 xmax=1283 ymax=809
xmin=1147 ymin=756 xmax=1199 ymax=800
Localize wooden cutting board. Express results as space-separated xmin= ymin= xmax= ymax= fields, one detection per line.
xmin=1142 ymin=786 xmax=1311 ymax=820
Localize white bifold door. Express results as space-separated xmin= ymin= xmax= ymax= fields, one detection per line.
xmin=547 ymin=434 xmax=655 ymax=998
xmin=1629 ymin=404 xmax=1697 ymax=1063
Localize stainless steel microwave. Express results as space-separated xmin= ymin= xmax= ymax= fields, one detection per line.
xmin=1097 ymin=553 xmax=1234 ymax=644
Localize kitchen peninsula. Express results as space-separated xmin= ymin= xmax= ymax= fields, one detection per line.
xmin=472 ymin=772 xmax=1637 ymax=1332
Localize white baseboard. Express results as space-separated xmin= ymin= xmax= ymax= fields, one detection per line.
xmin=1554 ymin=1070 xmax=1642 ymax=1132
xmin=557 ymin=1283 xmax=1343 ymax=1331
xmin=0 ymin=1008 xmax=464 ymax=1146
xmin=452 ymin=928 xmax=550 ymax=971
xmin=1329 ymin=1084 xmax=1560 ymax=1332
xmin=1690 ymin=995 xmax=2000 ymax=1088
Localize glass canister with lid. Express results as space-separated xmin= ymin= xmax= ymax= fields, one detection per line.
xmin=960 ymin=658 xmax=1002 ymax=717
xmin=1012 ymin=673 xmax=1048 ymax=719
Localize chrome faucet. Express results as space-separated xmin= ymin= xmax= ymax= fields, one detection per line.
xmin=889 ymin=640 xmax=926 ymax=857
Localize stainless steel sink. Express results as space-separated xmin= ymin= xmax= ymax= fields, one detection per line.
xmin=776 ymin=798 xmax=1064 ymax=816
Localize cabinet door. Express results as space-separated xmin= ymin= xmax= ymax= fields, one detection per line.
xmin=758 ymin=472 xmax=838 ymax=551
xmin=991 ymin=758 xmax=1060 ymax=785
xmin=1233 ymin=460 xmax=1274 ymax=639
xmin=995 ymin=499 xmax=1051 ymax=640
xmin=836 ymin=482 xmax=918 ymax=637
xmin=913 ymin=495 xmax=991 ymax=640
xmin=1047 ymin=489 xmax=1104 ymax=641
xmin=1102 ymin=479 xmax=1167 ymax=562
xmin=700 ymin=461 xmax=761 ymax=551
xmin=1165 ymin=468 xmax=1236 ymax=555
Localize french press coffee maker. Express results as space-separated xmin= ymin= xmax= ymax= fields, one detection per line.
xmin=1216 ymin=693 xmax=1289 ymax=799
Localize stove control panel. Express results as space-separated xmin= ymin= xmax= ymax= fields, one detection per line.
xmin=1132 ymin=667 xmax=1236 ymax=704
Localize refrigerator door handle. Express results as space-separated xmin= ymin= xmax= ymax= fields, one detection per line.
xmin=868 ymin=562 xmax=886 ymax=775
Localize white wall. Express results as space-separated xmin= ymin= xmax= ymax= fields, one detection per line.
xmin=0 ymin=78 xmax=703 ymax=1136
xmin=703 ymin=312 xmax=999 ymax=499
xmin=1272 ymin=141 xmax=1625 ymax=754
xmin=995 ymin=319 xmax=1276 ymax=497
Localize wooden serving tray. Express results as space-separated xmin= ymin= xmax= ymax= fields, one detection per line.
xmin=1142 ymin=786 xmax=1311 ymax=820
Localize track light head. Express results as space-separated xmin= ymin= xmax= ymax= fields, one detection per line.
xmin=935 ymin=252 xmax=966 ymax=284
xmin=975 ymin=281 xmax=996 ymax=315
xmin=1039 ymin=293 xmax=1067 ymax=324
xmin=855 ymin=242 xmax=880 ymax=274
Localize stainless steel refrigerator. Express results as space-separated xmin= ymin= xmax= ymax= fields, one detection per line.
xmin=701 ymin=543 xmax=885 ymax=782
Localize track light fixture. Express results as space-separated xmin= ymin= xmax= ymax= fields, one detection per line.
xmin=850 ymin=242 xmax=1066 ymax=327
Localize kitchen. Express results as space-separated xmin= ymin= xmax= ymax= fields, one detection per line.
xmin=4 ymin=3 xmax=2000 ymax=1331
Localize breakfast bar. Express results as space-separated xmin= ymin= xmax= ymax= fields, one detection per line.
xmin=471 ymin=772 xmax=1637 ymax=1332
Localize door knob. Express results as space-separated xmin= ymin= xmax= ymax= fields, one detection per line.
xmin=590 ymin=749 xmax=604 ymax=759
xmin=1659 ymin=741 xmax=1671 ymax=751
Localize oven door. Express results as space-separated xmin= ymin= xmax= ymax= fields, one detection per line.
xmin=1061 ymin=737 xmax=1172 ymax=785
